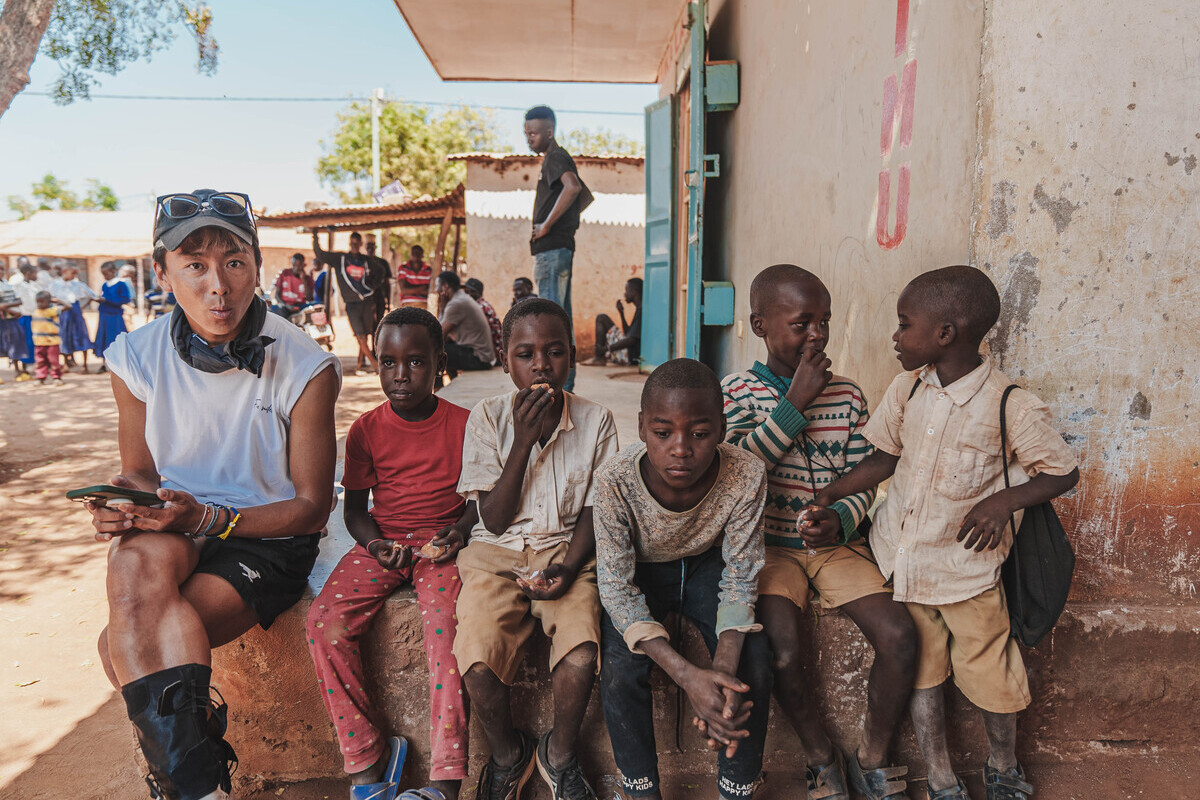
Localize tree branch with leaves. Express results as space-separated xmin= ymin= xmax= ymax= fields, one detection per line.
xmin=0 ymin=0 xmax=218 ymax=121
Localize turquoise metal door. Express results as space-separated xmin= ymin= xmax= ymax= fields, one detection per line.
xmin=641 ymin=96 xmax=676 ymax=369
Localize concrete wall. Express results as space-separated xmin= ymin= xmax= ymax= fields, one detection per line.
xmin=971 ymin=0 xmax=1199 ymax=604
xmin=689 ymin=0 xmax=1199 ymax=605
xmin=461 ymin=160 xmax=644 ymax=355
xmin=699 ymin=0 xmax=984 ymax=406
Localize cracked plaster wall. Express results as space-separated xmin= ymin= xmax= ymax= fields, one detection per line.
xmin=971 ymin=0 xmax=1199 ymax=603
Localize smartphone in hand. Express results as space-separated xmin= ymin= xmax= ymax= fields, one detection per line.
xmin=66 ymin=484 xmax=163 ymax=508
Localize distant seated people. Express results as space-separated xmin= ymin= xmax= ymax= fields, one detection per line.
xmin=436 ymin=271 xmax=494 ymax=379
xmin=396 ymin=245 xmax=433 ymax=307
xmin=464 ymin=278 xmax=503 ymax=361
xmin=582 ymin=277 xmax=642 ymax=367
xmin=511 ymin=276 xmax=537 ymax=306
xmin=272 ymin=253 xmax=311 ymax=318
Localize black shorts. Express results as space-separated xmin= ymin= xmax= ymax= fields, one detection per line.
xmin=194 ymin=534 xmax=320 ymax=629
xmin=345 ymin=301 xmax=376 ymax=336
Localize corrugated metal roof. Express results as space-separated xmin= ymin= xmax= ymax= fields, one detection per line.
xmin=449 ymin=152 xmax=644 ymax=166
xmin=257 ymin=184 xmax=465 ymax=231
xmin=0 ymin=209 xmax=312 ymax=258
xmin=466 ymin=189 xmax=644 ymax=227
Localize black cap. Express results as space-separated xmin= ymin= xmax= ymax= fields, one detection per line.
xmin=154 ymin=189 xmax=257 ymax=252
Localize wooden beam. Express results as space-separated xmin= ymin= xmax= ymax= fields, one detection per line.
xmin=432 ymin=205 xmax=454 ymax=271
xmin=451 ymin=222 xmax=462 ymax=269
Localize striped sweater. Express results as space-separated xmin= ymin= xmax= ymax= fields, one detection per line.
xmin=721 ymin=363 xmax=876 ymax=548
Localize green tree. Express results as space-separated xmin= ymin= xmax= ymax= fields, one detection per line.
xmin=0 ymin=0 xmax=217 ymax=120
xmin=317 ymin=100 xmax=510 ymax=204
xmin=82 ymin=178 xmax=120 ymax=210
xmin=7 ymin=173 xmax=119 ymax=218
xmin=559 ymin=127 xmax=644 ymax=157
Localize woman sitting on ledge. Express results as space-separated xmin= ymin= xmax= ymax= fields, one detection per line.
xmin=87 ymin=189 xmax=341 ymax=800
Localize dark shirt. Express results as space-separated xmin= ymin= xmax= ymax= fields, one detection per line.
xmin=314 ymin=270 xmax=328 ymax=305
xmin=317 ymin=251 xmax=375 ymax=303
xmin=367 ymin=255 xmax=391 ymax=309
xmin=626 ymin=305 xmax=642 ymax=361
xmin=531 ymin=146 xmax=583 ymax=255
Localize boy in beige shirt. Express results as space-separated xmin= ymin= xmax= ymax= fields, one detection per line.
xmin=456 ymin=298 xmax=618 ymax=800
xmin=817 ymin=266 xmax=1078 ymax=800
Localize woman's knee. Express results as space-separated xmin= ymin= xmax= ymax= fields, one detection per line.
xmin=105 ymin=539 xmax=181 ymax=609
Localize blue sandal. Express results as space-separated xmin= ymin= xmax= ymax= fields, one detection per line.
xmin=349 ymin=737 xmax=410 ymax=800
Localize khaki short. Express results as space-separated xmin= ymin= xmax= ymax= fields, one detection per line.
xmin=452 ymin=540 xmax=601 ymax=685
xmin=906 ymin=584 xmax=1031 ymax=713
xmin=757 ymin=541 xmax=892 ymax=610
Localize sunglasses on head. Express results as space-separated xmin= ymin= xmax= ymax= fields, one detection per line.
xmin=154 ymin=191 xmax=257 ymax=231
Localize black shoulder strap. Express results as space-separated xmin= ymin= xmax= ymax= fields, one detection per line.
xmin=1000 ymin=384 xmax=1021 ymax=541
xmin=999 ymin=384 xmax=1019 ymax=489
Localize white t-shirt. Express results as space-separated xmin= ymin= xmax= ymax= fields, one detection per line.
xmin=9 ymin=274 xmax=39 ymax=315
xmin=105 ymin=312 xmax=341 ymax=511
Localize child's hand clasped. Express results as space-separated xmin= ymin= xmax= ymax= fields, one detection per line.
xmin=425 ymin=526 xmax=465 ymax=563
xmin=797 ymin=505 xmax=841 ymax=548
xmin=681 ymin=667 xmax=753 ymax=758
xmin=368 ymin=539 xmax=412 ymax=570
xmin=957 ymin=494 xmax=1013 ymax=552
xmin=518 ymin=562 xmax=576 ymax=601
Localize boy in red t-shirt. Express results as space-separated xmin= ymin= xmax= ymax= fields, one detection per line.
xmin=307 ymin=307 xmax=476 ymax=800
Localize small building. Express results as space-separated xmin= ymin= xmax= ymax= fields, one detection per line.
xmin=447 ymin=153 xmax=644 ymax=353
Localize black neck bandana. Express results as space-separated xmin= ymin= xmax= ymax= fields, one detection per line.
xmin=170 ymin=295 xmax=275 ymax=377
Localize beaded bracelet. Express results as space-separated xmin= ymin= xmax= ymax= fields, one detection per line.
xmin=190 ymin=503 xmax=212 ymax=538
xmin=200 ymin=503 xmax=221 ymax=537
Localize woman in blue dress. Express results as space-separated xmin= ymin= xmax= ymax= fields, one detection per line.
xmin=93 ymin=263 xmax=132 ymax=370
xmin=52 ymin=264 xmax=96 ymax=372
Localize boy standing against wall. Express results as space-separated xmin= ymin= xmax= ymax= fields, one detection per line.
xmin=817 ymin=266 xmax=1079 ymax=800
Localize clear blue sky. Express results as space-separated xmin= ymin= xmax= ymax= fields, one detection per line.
xmin=0 ymin=0 xmax=658 ymax=221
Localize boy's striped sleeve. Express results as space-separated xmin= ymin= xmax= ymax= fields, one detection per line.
xmin=829 ymin=386 xmax=877 ymax=543
xmin=721 ymin=374 xmax=807 ymax=467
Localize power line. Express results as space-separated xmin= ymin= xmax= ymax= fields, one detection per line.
xmin=21 ymin=91 xmax=644 ymax=117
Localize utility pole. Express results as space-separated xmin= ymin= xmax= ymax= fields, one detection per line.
xmin=371 ymin=88 xmax=383 ymax=194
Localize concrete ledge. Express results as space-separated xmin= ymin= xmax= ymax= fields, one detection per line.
xmin=211 ymin=526 xmax=1200 ymax=797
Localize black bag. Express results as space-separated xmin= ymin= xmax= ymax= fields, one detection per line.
xmin=999 ymin=384 xmax=1075 ymax=647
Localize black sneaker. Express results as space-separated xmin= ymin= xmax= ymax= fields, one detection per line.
xmin=535 ymin=730 xmax=596 ymax=800
xmin=475 ymin=730 xmax=536 ymax=800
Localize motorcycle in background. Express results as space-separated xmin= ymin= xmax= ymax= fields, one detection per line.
xmin=291 ymin=304 xmax=334 ymax=351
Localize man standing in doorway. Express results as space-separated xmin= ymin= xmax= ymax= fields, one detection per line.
xmin=525 ymin=104 xmax=589 ymax=392
xmin=313 ymin=230 xmax=379 ymax=374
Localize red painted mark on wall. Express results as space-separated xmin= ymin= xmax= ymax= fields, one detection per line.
xmin=877 ymin=0 xmax=917 ymax=250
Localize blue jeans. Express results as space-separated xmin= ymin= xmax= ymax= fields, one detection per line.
xmin=533 ymin=247 xmax=576 ymax=392
xmin=599 ymin=547 xmax=772 ymax=799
